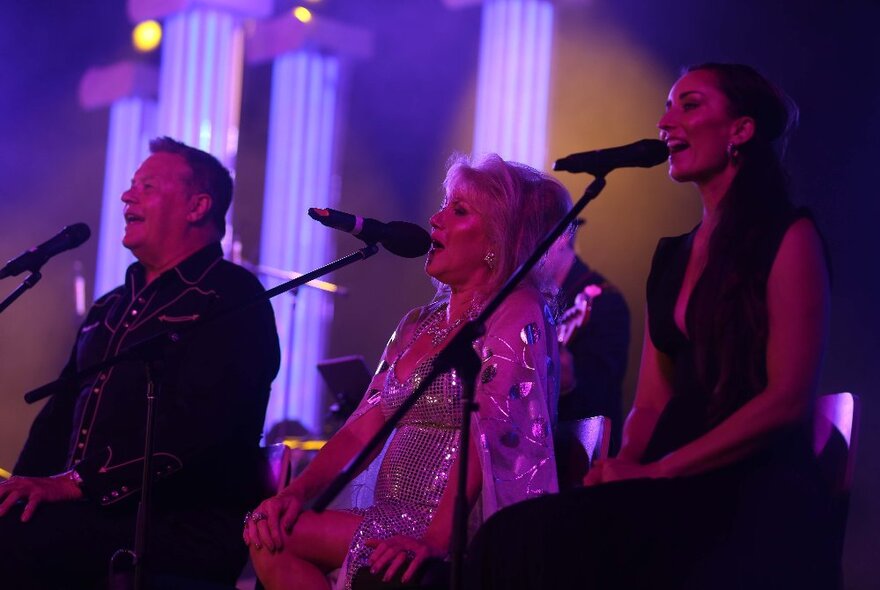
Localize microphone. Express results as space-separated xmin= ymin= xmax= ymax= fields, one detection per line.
xmin=308 ymin=208 xmax=431 ymax=258
xmin=0 ymin=223 xmax=91 ymax=279
xmin=553 ymin=139 xmax=669 ymax=176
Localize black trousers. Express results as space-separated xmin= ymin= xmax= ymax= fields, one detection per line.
xmin=0 ymin=501 xmax=247 ymax=590
xmin=465 ymin=468 xmax=837 ymax=590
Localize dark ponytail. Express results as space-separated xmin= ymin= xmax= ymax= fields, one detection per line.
xmin=684 ymin=64 xmax=799 ymax=423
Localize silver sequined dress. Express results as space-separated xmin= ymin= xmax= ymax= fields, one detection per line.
xmin=340 ymin=286 xmax=559 ymax=589
xmin=342 ymin=357 xmax=461 ymax=588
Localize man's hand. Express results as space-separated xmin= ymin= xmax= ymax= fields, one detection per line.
xmin=0 ymin=474 xmax=84 ymax=522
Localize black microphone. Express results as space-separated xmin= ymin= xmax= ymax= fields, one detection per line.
xmin=308 ymin=208 xmax=431 ymax=258
xmin=0 ymin=223 xmax=91 ymax=279
xmin=553 ymin=139 xmax=669 ymax=176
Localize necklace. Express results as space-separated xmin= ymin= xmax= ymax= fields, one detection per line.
xmin=424 ymin=299 xmax=482 ymax=347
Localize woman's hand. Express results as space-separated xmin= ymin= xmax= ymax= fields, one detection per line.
xmin=366 ymin=535 xmax=445 ymax=583
xmin=243 ymin=487 xmax=306 ymax=553
xmin=582 ymin=458 xmax=663 ymax=487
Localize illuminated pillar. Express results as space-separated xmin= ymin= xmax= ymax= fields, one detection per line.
xmin=247 ymin=14 xmax=372 ymax=435
xmin=79 ymin=61 xmax=158 ymax=297
xmin=448 ymin=0 xmax=555 ymax=168
xmin=128 ymin=0 xmax=273 ymax=245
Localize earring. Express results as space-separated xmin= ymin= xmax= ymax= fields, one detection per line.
xmin=484 ymin=251 xmax=496 ymax=271
xmin=727 ymin=142 xmax=740 ymax=164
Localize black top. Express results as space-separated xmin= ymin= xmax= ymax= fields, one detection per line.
xmin=640 ymin=211 xmax=812 ymax=463
xmin=463 ymin=213 xmax=838 ymax=590
xmin=641 ymin=227 xmax=707 ymax=462
xmin=15 ymin=243 xmax=281 ymax=512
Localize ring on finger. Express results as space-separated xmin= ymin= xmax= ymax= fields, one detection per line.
xmin=251 ymin=511 xmax=268 ymax=523
xmin=243 ymin=511 xmax=252 ymax=525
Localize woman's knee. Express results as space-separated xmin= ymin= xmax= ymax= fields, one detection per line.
xmin=286 ymin=510 xmax=361 ymax=567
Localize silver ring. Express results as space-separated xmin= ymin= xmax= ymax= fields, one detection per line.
xmin=251 ymin=511 xmax=268 ymax=523
xmin=243 ymin=511 xmax=252 ymax=526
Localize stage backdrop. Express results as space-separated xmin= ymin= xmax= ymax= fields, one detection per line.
xmin=1 ymin=2 xmax=876 ymax=587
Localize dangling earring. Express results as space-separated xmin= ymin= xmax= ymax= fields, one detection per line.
xmin=484 ymin=251 xmax=496 ymax=271
xmin=727 ymin=142 xmax=740 ymax=164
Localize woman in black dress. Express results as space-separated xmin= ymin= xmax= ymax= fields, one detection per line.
xmin=466 ymin=63 xmax=836 ymax=589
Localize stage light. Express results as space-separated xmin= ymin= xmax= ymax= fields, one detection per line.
xmin=293 ymin=6 xmax=313 ymax=23
xmin=283 ymin=438 xmax=327 ymax=451
xmin=132 ymin=20 xmax=162 ymax=53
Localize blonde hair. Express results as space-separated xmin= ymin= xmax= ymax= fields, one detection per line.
xmin=434 ymin=153 xmax=572 ymax=301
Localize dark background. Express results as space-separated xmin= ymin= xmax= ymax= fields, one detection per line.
xmin=1 ymin=1 xmax=876 ymax=586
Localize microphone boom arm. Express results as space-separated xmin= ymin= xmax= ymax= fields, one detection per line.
xmin=312 ymin=175 xmax=608 ymax=590
xmin=24 ymin=244 xmax=380 ymax=404
xmin=0 ymin=270 xmax=43 ymax=317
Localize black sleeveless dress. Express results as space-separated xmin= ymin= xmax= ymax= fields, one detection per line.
xmin=465 ymin=219 xmax=836 ymax=590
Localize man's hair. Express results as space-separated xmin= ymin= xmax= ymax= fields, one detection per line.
xmin=149 ymin=137 xmax=233 ymax=237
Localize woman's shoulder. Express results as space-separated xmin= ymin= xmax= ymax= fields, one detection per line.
xmin=486 ymin=285 xmax=553 ymax=336
xmin=773 ymin=214 xmax=829 ymax=279
xmin=396 ymin=302 xmax=441 ymax=332
xmin=404 ymin=301 xmax=439 ymax=321
xmin=495 ymin=284 xmax=547 ymax=314
xmin=784 ymin=213 xmax=821 ymax=242
xmin=380 ymin=303 xmax=437 ymax=352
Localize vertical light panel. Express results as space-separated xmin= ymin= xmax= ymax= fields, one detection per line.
xmin=156 ymin=7 xmax=245 ymax=246
xmin=260 ymin=50 xmax=341 ymax=435
xmin=473 ymin=0 xmax=554 ymax=168
xmin=94 ymin=98 xmax=157 ymax=297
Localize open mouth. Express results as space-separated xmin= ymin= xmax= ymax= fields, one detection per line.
xmin=430 ymin=238 xmax=445 ymax=251
xmin=667 ymin=140 xmax=690 ymax=154
xmin=124 ymin=213 xmax=144 ymax=225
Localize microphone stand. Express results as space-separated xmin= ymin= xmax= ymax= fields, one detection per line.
xmin=0 ymin=270 xmax=42 ymax=316
xmin=108 ymin=358 xmax=165 ymax=590
xmin=312 ymin=176 xmax=607 ymax=590
xmin=23 ymin=244 xmax=381 ymax=590
xmin=25 ymin=245 xmax=379 ymax=405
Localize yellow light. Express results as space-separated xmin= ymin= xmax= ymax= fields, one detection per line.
xmin=132 ymin=20 xmax=163 ymax=53
xmin=283 ymin=437 xmax=326 ymax=451
xmin=292 ymin=6 xmax=313 ymax=23
xmin=0 ymin=467 xmax=10 ymax=480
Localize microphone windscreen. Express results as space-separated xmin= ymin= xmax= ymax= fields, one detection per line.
xmin=66 ymin=223 xmax=92 ymax=247
xmin=383 ymin=222 xmax=432 ymax=258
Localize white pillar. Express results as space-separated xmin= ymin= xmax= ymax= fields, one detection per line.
xmin=128 ymin=0 xmax=272 ymax=246
xmin=455 ymin=0 xmax=555 ymax=168
xmin=247 ymin=14 xmax=372 ymax=436
xmin=79 ymin=62 xmax=159 ymax=297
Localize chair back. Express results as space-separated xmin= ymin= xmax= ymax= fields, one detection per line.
xmin=554 ymin=415 xmax=611 ymax=490
xmin=813 ymin=392 xmax=860 ymax=582
xmin=813 ymin=392 xmax=860 ymax=495
xmin=262 ymin=442 xmax=293 ymax=494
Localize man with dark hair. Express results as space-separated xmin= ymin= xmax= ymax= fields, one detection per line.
xmin=148 ymin=136 xmax=233 ymax=237
xmin=0 ymin=137 xmax=280 ymax=588
xmin=548 ymin=220 xmax=630 ymax=487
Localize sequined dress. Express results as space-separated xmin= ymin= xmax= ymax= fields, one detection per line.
xmin=340 ymin=286 xmax=559 ymax=589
